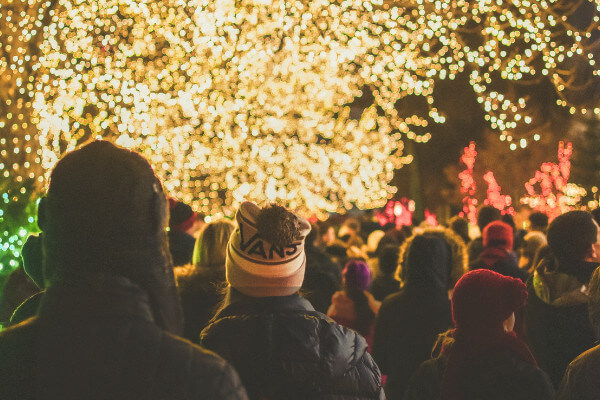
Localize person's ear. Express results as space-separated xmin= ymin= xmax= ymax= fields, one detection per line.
xmin=37 ymin=197 xmax=47 ymax=232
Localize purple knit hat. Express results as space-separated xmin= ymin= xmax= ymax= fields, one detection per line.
xmin=343 ymin=260 xmax=371 ymax=291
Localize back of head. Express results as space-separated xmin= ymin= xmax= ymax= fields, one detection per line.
xmin=192 ymin=219 xmax=235 ymax=269
xmin=483 ymin=220 xmax=514 ymax=251
xmin=343 ymin=260 xmax=371 ymax=291
xmin=38 ymin=140 xmax=182 ymax=332
xmin=226 ymin=202 xmax=311 ymax=297
xmin=377 ymin=244 xmax=400 ymax=275
xmin=168 ymin=198 xmax=197 ymax=233
xmin=477 ymin=205 xmax=501 ymax=232
xmin=449 ymin=216 xmax=470 ymax=244
xmin=398 ymin=234 xmax=451 ymax=290
xmin=547 ymin=210 xmax=597 ymax=262
xmin=529 ymin=212 xmax=549 ymax=232
xmin=522 ymin=231 xmax=547 ymax=260
xmin=452 ymin=269 xmax=527 ymax=335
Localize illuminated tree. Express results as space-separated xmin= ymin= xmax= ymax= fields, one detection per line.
xmin=2 ymin=0 xmax=600 ymax=278
xmin=458 ymin=142 xmax=478 ymax=225
xmin=521 ymin=141 xmax=586 ymax=219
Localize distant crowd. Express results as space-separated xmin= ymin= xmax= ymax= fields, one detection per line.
xmin=1 ymin=140 xmax=599 ymax=400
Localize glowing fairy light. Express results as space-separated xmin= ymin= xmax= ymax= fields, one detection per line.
xmin=458 ymin=142 xmax=478 ymax=225
xmin=2 ymin=0 xmax=600 ymax=274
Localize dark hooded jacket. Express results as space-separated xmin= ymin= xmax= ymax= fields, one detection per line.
xmin=176 ymin=266 xmax=227 ymax=342
xmin=371 ymin=235 xmax=453 ymax=400
xmin=200 ymin=291 xmax=384 ymax=400
xmin=556 ymin=342 xmax=600 ymax=400
xmin=524 ymin=259 xmax=598 ymax=388
xmin=405 ymin=339 xmax=554 ymax=400
xmin=0 ymin=278 xmax=247 ymax=400
xmin=0 ymin=141 xmax=248 ymax=400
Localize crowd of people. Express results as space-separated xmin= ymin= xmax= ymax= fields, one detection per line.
xmin=0 ymin=140 xmax=599 ymax=400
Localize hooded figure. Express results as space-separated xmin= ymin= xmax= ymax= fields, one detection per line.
xmin=200 ymin=201 xmax=384 ymax=400
xmin=371 ymin=230 xmax=460 ymax=400
xmin=405 ymin=269 xmax=554 ymax=400
xmin=0 ymin=141 xmax=247 ymax=400
xmin=524 ymin=210 xmax=600 ymax=388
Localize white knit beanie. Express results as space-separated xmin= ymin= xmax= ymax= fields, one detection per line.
xmin=226 ymin=201 xmax=311 ymax=297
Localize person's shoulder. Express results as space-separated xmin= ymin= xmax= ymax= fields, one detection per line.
xmin=160 ymin=332 xmax=248 ymax=398
xmin=567 ymin=343 xmax=600 ymax=371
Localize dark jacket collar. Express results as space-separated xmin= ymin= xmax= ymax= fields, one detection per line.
xmin=38 ymin=276 xmax=155 ymax=323
xmin=214 ymin=291 xmax=315 ymax=320
xmin=556 ymin=259 xmax=599 ymax=284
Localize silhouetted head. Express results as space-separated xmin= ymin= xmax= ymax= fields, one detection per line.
xmin=37 ymin=140 xmax=182 ymax=333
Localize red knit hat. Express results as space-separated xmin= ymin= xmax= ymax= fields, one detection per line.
xmin=482 ymin=220 xmax=513 ymax=250
xmin=452 ymin=269 xmax=527 ymax=333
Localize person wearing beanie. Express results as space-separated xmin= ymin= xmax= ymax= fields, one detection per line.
xmin=467 ymin=205 xmax=502 ymax=262
xmin=470 ymin=220 xmax=529 ymax=282
xmin=200 ymin=201 xmax=384 ymax=400
xmin=167 ymin=198 xmax=198 ymax=266
xmin=405 ymin=269 xmax=554 ymax=400
xmin=327 ymin=260 xmax=381 ymax=348
xmin=556 ymin=266 xmax=600 ymax=400
xmin=372 ymin=229 xmax=462 ymax=400
xmin=0 ymin=141 xmax=247 ymax=400
xmin=524 ymin=210 xmax=600 ymax=388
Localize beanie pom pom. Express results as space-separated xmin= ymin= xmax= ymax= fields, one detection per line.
xmin=256 ymin=204 xmax=300 ymax=248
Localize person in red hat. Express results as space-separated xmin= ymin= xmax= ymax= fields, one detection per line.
xmin=405 ymin=269 xmax=554 ymax=400
xmin=470 ymin=220 xmax=529 ymax=282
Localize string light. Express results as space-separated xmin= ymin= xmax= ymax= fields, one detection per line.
xmin=458 ymin=141 xmax=478 ymax=225
xmin=483 ymin=171 xmax=514 ymax=215
xmin=521 ymin=141 xmax=586 ymax=219
xmin=2 ymin=0 xmax=600 ymax=274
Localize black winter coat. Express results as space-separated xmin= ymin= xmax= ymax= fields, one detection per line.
xmin=372 ymin=234 xmax=453 ymax=400
xmin=301 ymin=246 xmax=342 ymax=313
xmin=176 ymin=267 xmax=226 ymax=342
xmin=0 ymin=280 xmax=248 ymax=400
xmin=556 ymin=342 xmax=600 ymax=400
xmin=200 ymin=293 xmax=385 ymax=400
xmin=371 ymin=287 xmax=452 ymax=400
xmin=524 ymin=265 xmax=597 ymax=388
xmin=405 ymin=347 xmax=554 ymax=400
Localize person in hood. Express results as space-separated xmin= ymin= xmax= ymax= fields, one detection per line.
xmin=200 ymin=202 xmax=384 ymax=400
xmin=524 ymin=210 xmax=600 ymax=388
xmin=405 ymin=269 xmax=554 ymax=400
xmin=470 ymin=220 xmax=528 ymax=282
xmin=327 ymin=260 xmax=381 ymax=348
xmin=371 ymin=228 xmax=466 ymax=400
xmin=0 ymin=141 xmax=247 ymax=400
xmin=556 ymin=265 xmax=600 ymax=399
